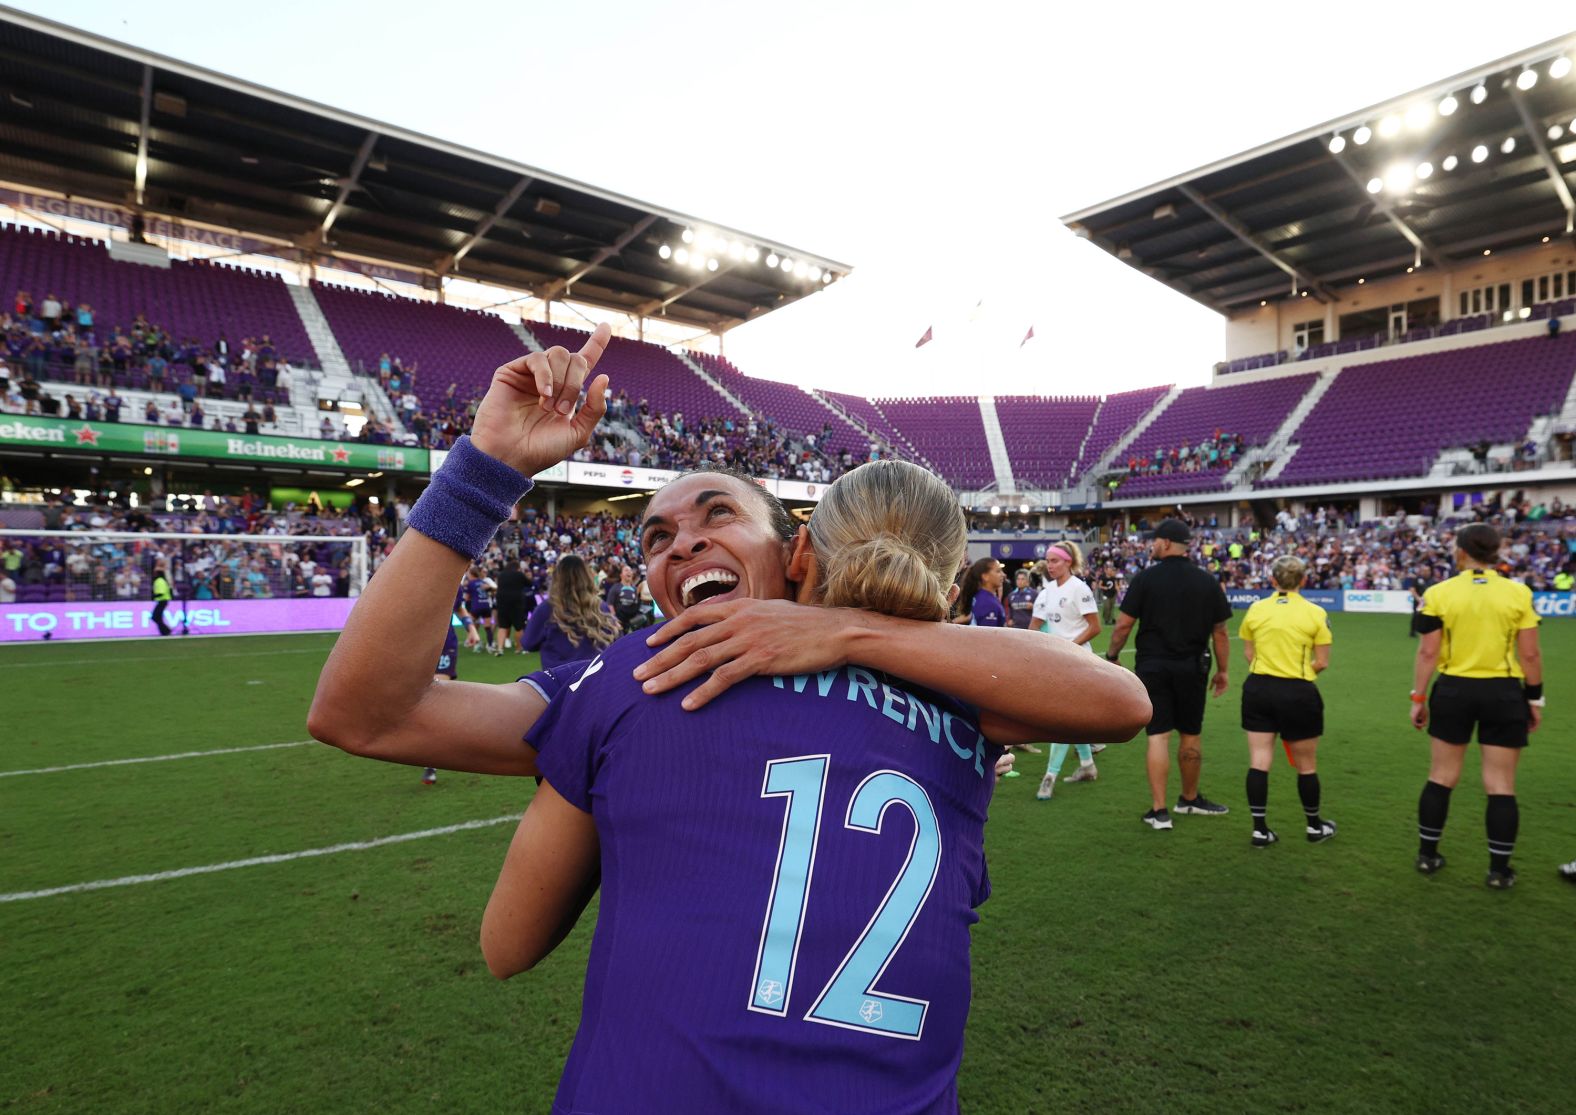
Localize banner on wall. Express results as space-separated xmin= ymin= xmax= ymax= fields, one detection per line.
xmin=0 ymin=598 xmax=355 ymax=643
xmin=1341 ymin=590 xmax=1415 ymax=614
xmin=0 ymin=188 xmax=286 ymax=256
xmin=1225 ymin=588 xmax=1345 ymax=612
xmin=0 ymin=416 xmax=429 ymax=472
xmin=1532 ymin=592 xmax=1574 ymax=618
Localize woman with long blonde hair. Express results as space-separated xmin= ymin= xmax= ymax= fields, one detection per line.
xmin=520 ymin=553 xmax=622 ymax=668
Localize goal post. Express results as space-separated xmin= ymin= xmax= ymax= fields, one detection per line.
xmin=0 ymin=529 xmax=367 ymax=643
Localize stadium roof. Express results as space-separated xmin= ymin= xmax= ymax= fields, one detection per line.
xmin=0 ymin=6 xmax=851 ymax=332
xmin=1062 ymin=35 xmax=1576 ymax=316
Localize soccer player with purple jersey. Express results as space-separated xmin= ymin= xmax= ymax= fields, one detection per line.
xmin=481 ymin=461 xmax=1148 ymax=1113
xmin=310 ymin=326 xmax=1146 ymax=787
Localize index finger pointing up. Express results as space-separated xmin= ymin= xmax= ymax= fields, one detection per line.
xmin=578 ymin=322 xmax=613 ymax=373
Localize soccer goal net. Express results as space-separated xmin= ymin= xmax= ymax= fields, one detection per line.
xmin=0 ymin=529 xmax=367 ymax=642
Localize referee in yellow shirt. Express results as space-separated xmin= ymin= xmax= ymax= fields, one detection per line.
xmin=1411 ymin=524 xmax=1544 ymax=889
xmin=1238 ymin=557 xmax=1335 ymax=847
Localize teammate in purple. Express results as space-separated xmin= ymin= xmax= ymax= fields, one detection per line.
xmin=954 ymin=558 xmax=1007 ymax=627
xmin=422 ymin=584 xmax=471 ymax=785
xmin=483 ymin=462 xmax=1149 ymax=1113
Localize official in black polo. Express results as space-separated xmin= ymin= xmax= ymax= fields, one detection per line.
xmin=1105 ymin=518 xmax=1233 ymax=830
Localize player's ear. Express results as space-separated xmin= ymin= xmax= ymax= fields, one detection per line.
xmin=787 ymin=526 xmax=817 ymax=600
xmin=945 ymin=583 xmax=960 ymax=607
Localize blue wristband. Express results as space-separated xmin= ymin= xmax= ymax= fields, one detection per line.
xmin=406 ymin=435 xmax=533 ymax=560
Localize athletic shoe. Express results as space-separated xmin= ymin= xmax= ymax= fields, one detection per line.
xmin=1485 ymin=867 xmax=1517 ymax=890
xmin=1306 ymin=820 xmax=1338 ymax=844
xmin=1175 ymin=795 xmax=1230 ymax=816
xmin=1559 ymin=860 xmax=1576 ymax=884
xmin=1090 ymin=744 xmax=1107 ymax=754
xmin=1036 ymin=774 xmax=1055 ymax=801
xmin=1142 ymin=808 xmax=1173 ymax=831
xmin=422 ymin=768 xmax=437 ymax=785
xmin=1063 ymin=764 xmax=1098 ymax=784
xmin=1251 ymin=829 xmax=1279 ymax=848
xmin=1415 ymin=853 xmax=1446 ymax=875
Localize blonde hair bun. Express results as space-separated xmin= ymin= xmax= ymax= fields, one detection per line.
xmin=822 ymin=533 xmax=951 ymax=622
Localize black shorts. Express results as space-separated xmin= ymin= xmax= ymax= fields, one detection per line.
xmin=471 ymin=605 xmax=493 ymax=621
xmin=1428 ymin=676 xmax=1530 ymax=748
xmin=1137 ymin=661 xmax=1208 ymax=736
xmin=495 ymin=597 xmax=526 ymax=630
xmin=1240 ymin=674 xmax=1323 ymax=741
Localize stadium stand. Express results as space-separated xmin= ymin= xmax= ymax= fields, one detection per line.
xmin=994 ymin=396 xmax=1100 ymax=489
xmin=688 ymin=351 xmax=870 ymax=459
xmin=1 ymin=225 xmax=313 ymax=368
xmin=873 ymin=396 xmax=997 ymax=489
xmin=817 ymin=391 xmax=923 ymax=460
xmin=526 ymin=322 xmax=746 ymax=422
xmin=1070 ymin=385 xmax=1172 ymax=483
xmin=1111 ymin=374 xmax=1316 ymax=497
xmin=309 ymin=281 xmax=522 ymax=411
xmin=1267 ymin=333 xmax=1576 ymax=488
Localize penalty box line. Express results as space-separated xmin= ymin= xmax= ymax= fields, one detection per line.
xmin=0 ymin=815 xmax=520 ymax=903
xmin=0 ymin=740 xmax=317 ymax=778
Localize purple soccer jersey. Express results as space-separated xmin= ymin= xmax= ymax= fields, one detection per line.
xmin=529 ymin=632 xmax=1001 ymax=1114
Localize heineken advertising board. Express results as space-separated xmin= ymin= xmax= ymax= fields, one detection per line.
xmin=0 ymin=415 xmax=428 ymax=472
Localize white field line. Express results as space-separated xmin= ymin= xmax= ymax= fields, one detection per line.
xmin=0 ymin=740 xmax=316 ymax=779
xmin=0 ymin=646 xmax=328 ymax=669
xmin=0 ymin=815 xmax=519 ymax=903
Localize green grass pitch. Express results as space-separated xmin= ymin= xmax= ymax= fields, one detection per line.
xmin=2 ymin=613 xmax=1571 ymax=1113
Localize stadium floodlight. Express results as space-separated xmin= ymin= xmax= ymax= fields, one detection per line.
xmin=1018 ymin=504 xmax=1029 ymax=514
xmin=809 ymin=265 xmax=822 ymax=281
xmin=1520 ymin=307 xmax=1532 ymax=319
xmin=1551 ymin=56 xmax=1572 ymax=80
xmin=1416 ymin=162 xmax=1433 ymax=179
xmin=727 ymin=240 xmax=744 ymax=261
xmin=1366 ymin=177 xmax=1384 ymax=194
xmin=658 ymin=244 xmax=672 ymax=260
xmin=793 ymin=261 xmax=809 ymax=278
xmin=1503 ymin=309 xmax=1514 ymax=321
xmin=1438 ymin=94 xmax=1459 ymax=116
xmin=681 ymin=228 xmax=695 ymax=244
xmin=674 ymin=247 xmax=689 ymax=264
xmin=1385 ymin=164 xmax=1413 ymax=192
xmin=990 ymin=506 xmax=1002 ymax=515
xmin=1470 ymin=83 xmax=1488 ymax=104
xmin=1328 ymin=134 xmax=1347 ymax=154
xmin=765 ymin=252 xmax=780 ymax=268
xmin=1405 ymin=104 xmax=1433 ymax=131
xmin=690 ymin=252 xmax=706 ymax=270
xmin=706 ymin=257 xmax=719 ymax=271
xmin=1550 ymin=125 xmax=1566 ymax=142
xmin=1378 ymin=115 xmax=1401 ymax=138
xmin=1353 ymin=125 xmax=1372 ymax=145
xmin=822 ymin=271 xmax=833 ymax=284
xmin=1471 ymin=144 xmax=1489 ymax=163
xmin=1442 ymin=154 xmax=1459 ymax=171
xmin=1357 ymin=277 xmax=1366 ymax=284
xmin=781 ymin=257 xmax=795 ymax=273
xmin=1483 ymin=248 xmax=1493 ymax=256
xmin=1501 ymin=136 xmax=1516 ymax=155
xmin=1516 ymin=68 xmax=1538 ymax=91
xmin=745 ymin=246 xmax=760 ymax=263
xmin=1260 ymin=300 xmax=1267 ymax=306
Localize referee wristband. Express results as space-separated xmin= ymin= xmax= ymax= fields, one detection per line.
xmin=406 ymin=435 xmax=534 ymax=560
xmin=1409 ymin=691 xmax=1426 ymax=704
xmin=1524 ymin=683 xmax=1543 ymax=702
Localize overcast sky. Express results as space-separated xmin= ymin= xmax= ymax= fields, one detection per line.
xmin=18 ymin=1 xmax=1576 ymax=396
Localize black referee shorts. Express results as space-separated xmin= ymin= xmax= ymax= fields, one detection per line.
xmin=1240 ymin=674 xmax=1323 ymax=742
xmin=1428 ymin=676 xmax=1530 ymax=749
xmin=1137 ymin=660 xmax=1208 ymax=736
xmin=494 ymin=596 xmax=526 ymax=630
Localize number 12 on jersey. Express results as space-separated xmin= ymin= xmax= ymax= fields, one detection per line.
xmin=748 ymin=754 xmax=942 ymax=1040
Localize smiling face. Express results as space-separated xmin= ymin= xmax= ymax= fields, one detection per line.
xmin=638 ymin=474 xmax=793 ymax=616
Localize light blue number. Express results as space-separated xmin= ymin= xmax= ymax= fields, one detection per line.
xmin=804 ymin=770 xmax=940 ymax=1040
xmin=748 ymin=755 xmax=829 ymax=1016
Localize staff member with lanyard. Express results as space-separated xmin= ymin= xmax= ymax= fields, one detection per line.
xmin=1410 ymin=524 xmax=1543 ymax=889
xmin=1237 ymin=556 xmax=1336 ymax=847
xmin=1105 ymin=519 xmax=1233 ymax=830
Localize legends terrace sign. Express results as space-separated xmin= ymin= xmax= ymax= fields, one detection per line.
xmin=0 ymin=416 xmax=428 ymax=473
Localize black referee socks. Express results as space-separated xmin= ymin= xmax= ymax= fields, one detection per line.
xmin=1246 ymin=768 xmax=1269 ymax=834
xmin=1297 ymin=773 xmax=1322 ymax=827
xmin=1485 ymin=794 xmax=1518 ymax=873
xmin=1418 ymin=780 xmax=1453 ymax=856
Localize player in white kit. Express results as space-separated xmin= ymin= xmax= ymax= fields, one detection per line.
xmin=1033 ymin=541 xmax=1104 ymax=800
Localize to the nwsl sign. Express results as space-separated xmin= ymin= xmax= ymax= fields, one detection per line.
xmin=0 ymin=599 xmax=355 ymax=642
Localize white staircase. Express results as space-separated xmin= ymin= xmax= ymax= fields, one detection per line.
xmin=1080 ymin=385 xmax=1181 ymax=482
xmin=286 ymin=284 xmax=352 ymax=378
xmin=1064 ymin=396 xmax=1105 ymax=485
xmin=977 ymin=396 xmax=1014 ymax=491
xmin=510 ymin=321 xmax=545 ymax=353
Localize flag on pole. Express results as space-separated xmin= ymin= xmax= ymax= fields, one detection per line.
xmin=1020 ymin=325 xmax=1035 ymax=347
xmin=915 ymin=326 xmax=933 ymax=348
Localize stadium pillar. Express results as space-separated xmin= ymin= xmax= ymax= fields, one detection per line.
xmin=546 ymin=493 xmax=557 ymax=519
xmin=637 ymin=316 xmax=644 ymax=342
xmin=1324 ymin=302 xmax=1336 ymax=341
xmin=1441 ymin=273 xmax=1454 ymax=322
